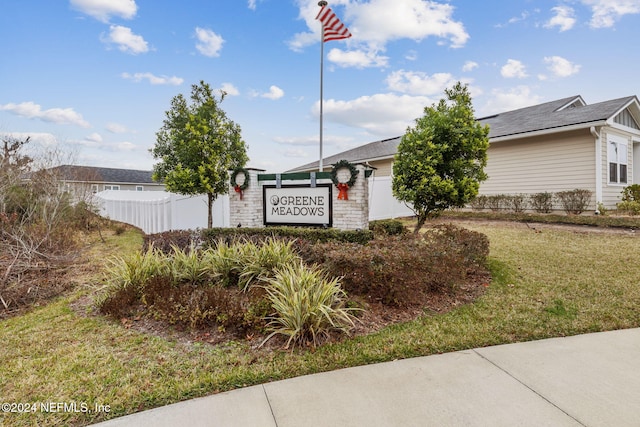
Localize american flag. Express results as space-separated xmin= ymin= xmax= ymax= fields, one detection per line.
xmin=316 ymin=6 xmax=352 ymax=42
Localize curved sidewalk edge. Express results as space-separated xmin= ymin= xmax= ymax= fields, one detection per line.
xmin=91 ymin=328 xmax=640 ymax=427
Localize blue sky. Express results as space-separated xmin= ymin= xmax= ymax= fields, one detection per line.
xmin=1 ymin=0 xmax=640 ymax=173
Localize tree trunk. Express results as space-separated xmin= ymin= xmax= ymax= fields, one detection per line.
xmin=207 ymin=193 xmax=214 ymax=229
xmin=413 ymin=214 xmax=427 ymax=234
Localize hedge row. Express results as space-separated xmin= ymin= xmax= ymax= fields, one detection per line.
xmin=470 ymin=189 xmax=593 ymax=215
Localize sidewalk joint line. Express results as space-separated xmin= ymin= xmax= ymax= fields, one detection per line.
xmin=472 ymin=349 xmax=587 ymax=426
xmin=262 ymin=385 xmax=279 ymax=427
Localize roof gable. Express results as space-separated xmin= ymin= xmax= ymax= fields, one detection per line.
xmin=480 ymin=95 xmax=640 ymax=139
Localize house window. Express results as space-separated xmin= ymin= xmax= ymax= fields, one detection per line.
xmin=104 ymin=184 xmax=121 ymax=191
xmin=608 ymin=138 xmax=628 ymax=184
xmin=91 ymin=184 xmax=99 ymax=193
xmin=136 ymin=186 xmax=144 ymax=191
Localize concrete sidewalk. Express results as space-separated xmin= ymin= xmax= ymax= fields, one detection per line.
xmin=92 ymin=328 xmax=640 ymax=427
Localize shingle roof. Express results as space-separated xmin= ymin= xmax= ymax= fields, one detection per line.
xmin=289 ymin=95 xmax=639 ymax=172
xmin=287 ymin=136 xmax=401 ymax=172
xmin=479 ymin=95 xmax=638 ymax=139
xmin=50 ymin=165 xmax=160 ymax=184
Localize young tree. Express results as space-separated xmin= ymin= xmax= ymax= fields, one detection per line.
xmin=392 ymin=82 xmax=490 ymax=233
xmin=151 ymin=81 xmax=249 ymax=228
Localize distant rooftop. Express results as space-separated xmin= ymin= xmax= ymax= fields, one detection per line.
xmin=50 ymin=165 xmax=161 ymax=184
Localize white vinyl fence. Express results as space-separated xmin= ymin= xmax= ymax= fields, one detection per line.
xmin=93 ymin=190 xmax=229 ymax=234
xmin=368 ymin=176 xmax=414 ymax=220
xmin=92 ymin=177 xmax=410 ymax=234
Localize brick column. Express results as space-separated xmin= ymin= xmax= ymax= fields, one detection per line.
xmin=229 ymin=168 xmax=264 ymax=228
xmin=332 ymin=164 xmax=369 ymax=230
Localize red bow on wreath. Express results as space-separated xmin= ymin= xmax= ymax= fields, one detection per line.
xmin=337 ymin=183 xmax=350 ymax=200
xmin=234 ymin=185 xmax=243 ymax=200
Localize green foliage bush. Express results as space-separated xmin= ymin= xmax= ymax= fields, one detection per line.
xmin=556 ymin=189 xmax=592 ymax=215
xmin=368 ymin=219 xmax=408 ymax=236
xmin=617 ymin=201 xmax=640 ymax=216
xmin=621 ymin=184 xmax=640 ymax=202
xmin=202 ymin=226 xmax=373 ymax=246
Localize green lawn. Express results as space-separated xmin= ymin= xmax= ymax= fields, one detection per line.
xmin=1 ymin=221 xmax=639 ymax=426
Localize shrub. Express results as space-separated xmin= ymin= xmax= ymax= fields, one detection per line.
xmin=469 ymin=195 xmax=488 ymax=211
xmin=202 ymin=226 xmax=373 ymax=246
xmin=261 ymin=262 xmax=357 ymax=348
xmin=306 ymin=224 xmax=489 ymax=307
xmin=486 ymin=194 xmax=506 ymax=211
xmin=621 ymin=184 xmax=640 ymax=202
xmin=505 ymin=194 xmax=528 ymax=213
xmin=530 ymin=192 xmax=554 ymax=213
xmin=143 ymin=229 xmax=203 ymax=254
xmin=368 ymin=219 xmax=408 ymax=236
xmin=556 ymin=189 xmax=592 ymax=215
xmin=617 ymin=201 xmax=640 ymax=216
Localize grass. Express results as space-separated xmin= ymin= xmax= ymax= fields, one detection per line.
xmin=2 ymin=219 xmax=640 ymax=426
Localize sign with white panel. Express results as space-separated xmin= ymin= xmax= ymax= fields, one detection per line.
xmin=263 ymin=185 xmax=332 ymax=226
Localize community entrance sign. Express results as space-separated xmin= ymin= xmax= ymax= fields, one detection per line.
xmin=263 ymin=184 xmax=332 ymax=227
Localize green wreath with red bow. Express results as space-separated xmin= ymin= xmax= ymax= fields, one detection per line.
xmin=230 ymin=168 xmax=250 ymax=200
xmin=330 ymin=160 xmax=359 ymax=200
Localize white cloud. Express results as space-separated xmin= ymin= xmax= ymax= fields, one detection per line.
xmin=85 ymin=132 xmax=103 ymax=143
xmin=103 ymin=25 xmax=149 ymax=54
xmin=313 ymin=93 xmax=433 ymax=136
xmin=386 ymin=70 xmax=457 ymax=96
xmin=480 ymin=86 xmax=543 ymax=116
xmin=462 ymin=61 xmax=479 ymax=72
xmin=219 ymin=83 xmax=240 ymax=96
xmin=288 ymin=0 xmax=468 ymax=56
xmin=121 ymin=72 xmax=183 ymax=85
xmin=581 ymin=0 xmax=640 ymax=28
xmin=501 ymin=59 xmax=528 ymax=78
xmin=106 ymin=122 xmax=131 ymax=133
xmin=327 ymin=48 xmax=389 ymax=68
xmin=349 ymin=0 xmax=469 ymax=48
xmin=70 ymin=0 xmax=137 ymax=23
xmin=405 ymin=50 xmax=418 ymax=61
xmin=545 ymin=6 xmax=577 ymax=31
xmin=544 ymin=56 xmax=581 ymax=77
xmin=0 ymin=101 xmax=90 ymax=128
xmin=195 ymin=27 xmax=224 ymax=57
xmin=261 ymin=85 xmax=285 ymax=100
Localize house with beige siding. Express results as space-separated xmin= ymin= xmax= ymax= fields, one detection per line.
xmin=48 ymin=165 xmax=165 ymax=196
xmin=290 ymin=95 xmax=640 ymax=211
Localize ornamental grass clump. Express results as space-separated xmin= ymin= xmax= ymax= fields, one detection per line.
xmin=170 ymin=244 xmax=210 ymax=285
xmin=261 ymin=262 xmax=358 ymax=349
xmin=103 ymin=244 xmax=169 ymax=294
xmin=239 ymin=237 xmax=300 ymax=290
xmin=202 ymin=240 xmax=247 ymax=287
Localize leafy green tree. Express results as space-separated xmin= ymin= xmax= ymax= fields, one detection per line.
xmin=392 ymin=82 xmax=489 ymax=233
xmin=151 ymin=81 xmax=248 ymax=228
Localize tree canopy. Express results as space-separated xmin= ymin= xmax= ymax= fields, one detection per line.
xmin=392 ymin=82 xmax=490 ymax=233
xmin=151 ymin=81 xmax=248 ymax=228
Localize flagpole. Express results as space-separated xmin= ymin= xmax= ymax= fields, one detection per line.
xmin=318 ymin=0 xmax=327 ymax=172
